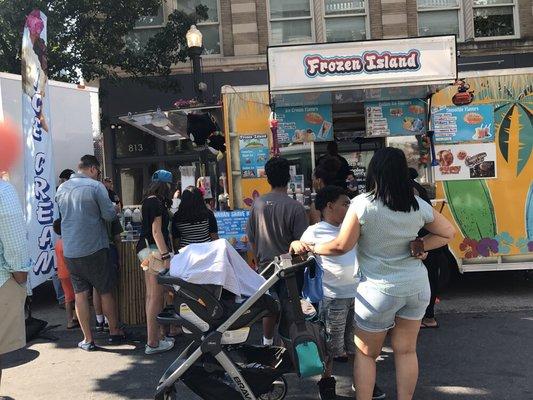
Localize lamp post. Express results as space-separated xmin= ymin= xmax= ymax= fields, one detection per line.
xmin=186 ymin=25 xmax=205 ymax=103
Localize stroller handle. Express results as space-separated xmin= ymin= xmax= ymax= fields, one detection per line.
xmin=278 ymin=254 xmax=316 ymax=276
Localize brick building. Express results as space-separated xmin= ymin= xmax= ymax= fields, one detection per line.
xmin=101 ymin=0 xmax=532 ymax=204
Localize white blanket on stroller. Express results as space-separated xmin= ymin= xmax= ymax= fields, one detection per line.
xmin=169 ymin=239 xmax=265 ymax=298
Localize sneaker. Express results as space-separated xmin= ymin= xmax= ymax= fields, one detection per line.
xmin=145 ymin=339 xmax=174 ymax=355
xmin=108 ymin=333 xmax=128 ymax=344
xmin=95 ymin=321 xmax=104 ymax=333
xmin=103 ymin=322 xmax=110 ymax=333
xmin=351 ymin=384 xmax=386 ymax=399
xmin=78 ymin=340 xmax=96 ymax=351
xmin=317 ymin=377 xmax=336 ymax=400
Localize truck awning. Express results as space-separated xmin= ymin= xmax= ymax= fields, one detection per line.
xmin=267 ymin=35 xmax=457 ymax=106
xmin=118 ymin=105 xmax=221 ymax=142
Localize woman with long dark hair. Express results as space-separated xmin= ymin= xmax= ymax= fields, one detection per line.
xmin=291 ymin=148 xmax=455 ymax=400
xmin=309 ymin=156 xmax=342 ymax=224
xmin=171 ymin=186 xmax=218 ymax=250
xmin=136 ymin=170 xmax=174 ymax=355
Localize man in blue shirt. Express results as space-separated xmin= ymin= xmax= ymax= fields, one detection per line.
xmin=56 ymin=155 xmax=125 ymax=351
xmin=0 ymin=180 xmax=31 ymax=384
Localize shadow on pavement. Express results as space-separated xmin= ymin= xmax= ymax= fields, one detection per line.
xmin=2 ymin=349 xmax=40 ymax=369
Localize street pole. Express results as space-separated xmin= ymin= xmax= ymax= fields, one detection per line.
xmin=188 ymin=46 xmax=204 ymax=103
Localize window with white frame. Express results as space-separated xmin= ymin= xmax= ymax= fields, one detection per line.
xmin=176 ymin=0 xmax=221 ymax=54
xmin=269 ymin=0 xmax=314 ymax=45
xmin=324 ymin=0 xmax=368 ymax=42
xmin=417 ymin=0 xmax=461 ymax=38
xmin=473 ymin=0 xmax=516 ymax=38
xmin=125 ymin=6 xmax=165 ymax=51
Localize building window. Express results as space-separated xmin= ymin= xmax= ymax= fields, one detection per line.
xmin=177 ymin=0 xmax=221 ymax=54
xmin=125 ymin=6 xmax=165 ymax=51
xmin=324 ymin=0 xmax=368 ymax=42
xmin=417 ymin=0 xmax=461 ymax=38
xmin=473 ymin=0 xmax=516 ymax=38
xmin=269 ymin=0 xmax=314 ymax=45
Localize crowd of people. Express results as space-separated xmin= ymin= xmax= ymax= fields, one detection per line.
xmin=0 ymin=144 xmax=455 ymax=400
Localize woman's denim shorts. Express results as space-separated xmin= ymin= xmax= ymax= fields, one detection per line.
xmin=353 ymin=280 xmax=431 ymax=333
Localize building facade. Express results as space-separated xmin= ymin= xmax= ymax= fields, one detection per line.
xmin=102 ymin=0 xmax=533 ymax=204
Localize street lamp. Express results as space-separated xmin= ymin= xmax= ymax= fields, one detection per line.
xmin=186 ymin=25 xmax=205 ymax=103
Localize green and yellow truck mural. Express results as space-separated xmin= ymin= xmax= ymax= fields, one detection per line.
xmin=432 ymin=68 xmax=533 ymax=272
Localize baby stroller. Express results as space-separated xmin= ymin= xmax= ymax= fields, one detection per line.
xmin=154 ymin=254 xmax=326 ymax=400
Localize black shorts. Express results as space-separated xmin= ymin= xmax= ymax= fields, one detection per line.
xmin=65 ymin=248 xmax=117 ymax=295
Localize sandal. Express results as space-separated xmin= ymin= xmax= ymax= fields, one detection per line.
xmin=67 ymin=321 xmax=80 ymax=329
xmin=420 ymin=320 xmax=439 ymax=329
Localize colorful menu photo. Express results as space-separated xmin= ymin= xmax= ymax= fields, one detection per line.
xmin=215 ymin=211 xmax=250 ymax=251
xmin=239 ymin=134 xmax=270 ymax=179
xmin=277 ymin=105 xmax=333 ymax=144
xmin=432 ymin=104 xmax=494 ymax=143
xmin=433 ymin=143 xmax=497 ymax=181
xmin=365 ymin=100 xmax=427 ymax=137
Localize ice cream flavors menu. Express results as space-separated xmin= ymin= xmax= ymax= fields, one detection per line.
xmin=431 ymin=105 xmax=494 ymax=144
xmin=215 ymin=211 xmax=250 ymax=251
xmin=276 ymin=105 xmax=333 ymax=144
xmin=365 ymin=100 xmax=427 ymax=137
xmin=239 ymin=134 xmax=270 ymax=179
xmin=433 ymin=142 xmax=497 ymax=181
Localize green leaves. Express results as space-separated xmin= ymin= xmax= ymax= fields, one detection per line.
xmin=495 ymin=102 xmax=513 ymax=163
xmin=516 ymin=103 xmax=533 ymax=175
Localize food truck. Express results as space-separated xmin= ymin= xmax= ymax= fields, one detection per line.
xmin=222 ymin=36 xmax=533 ymax=273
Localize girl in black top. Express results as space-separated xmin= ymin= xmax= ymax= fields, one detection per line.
xmin=137 ymin=172 xmax=174 ymax=354
xmin=172 ymin=186 xmax=219 ymax=250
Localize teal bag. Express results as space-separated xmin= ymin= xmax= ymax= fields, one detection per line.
xmin=294 ymin=341 xmax=325 ymax=378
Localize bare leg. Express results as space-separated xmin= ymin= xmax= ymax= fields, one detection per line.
xmin=99 ymin=292 xmax=123 ymax=336
xmin=390 ymin=317 xmax=422 ymax=400
xmin=65 ymin=301 xmax=76 ymax=328
xmin=93 ymin=287 xmax=102 ymax=315
xmin=74 ymin=290 xmax=93 ymax=343
xmin=354 ymin=328 xmax=387 ymax=400
xmin=145 ymin=271 xmax=164 ymax=347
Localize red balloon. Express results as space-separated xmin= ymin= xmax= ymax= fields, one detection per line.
xmin=0 ymin=119 xmax=22 ymax=172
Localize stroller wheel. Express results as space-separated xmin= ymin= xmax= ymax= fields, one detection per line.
xmin=258 ymin=376 xmax=287 ymax=400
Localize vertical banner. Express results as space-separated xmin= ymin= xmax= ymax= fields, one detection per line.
xmin=22 ymin=10 xmax=57 ymax=289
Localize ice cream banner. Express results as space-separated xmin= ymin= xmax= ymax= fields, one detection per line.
xmin=432 ymin=104 xmax=494 ymax=143
xmin=365 ymin=99 xmax=427 ymax=137
xmin=215 ymin=211 xmax=250 ymax=251
xmin=239 ymin=134 xmax=269 ymax=179
xmin=434 ymin=143 xmax=497 ymax=181
xmin=22 ymin=10 xmax=57 ymax=289
xmin=277 ymin=105 xmax=333 ymax=144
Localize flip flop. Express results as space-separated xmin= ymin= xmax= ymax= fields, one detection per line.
xmin=67 ymin=321 xmax=80 ymax=329
xmin=420 ymin=321 xmax=439 ymax=329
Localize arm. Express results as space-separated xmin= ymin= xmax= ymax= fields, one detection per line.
xmin=422 ymin=210 xmax=456 ymax=251
xmin=152 ymin=216 xmax=171 ymax=268
xmin=313 ymin=206 xmax=360 ymax=256
xmin=96 ymin=184 xmax=117 ymax=221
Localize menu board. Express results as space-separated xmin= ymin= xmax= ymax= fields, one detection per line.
xmin=214 ymin=211 xmax=250 ymax=251
xmin=365 ymin=100 xmax=427 ymax=137
xmin=432 ymin=105 xmax=494 ymax=144
xmin=239 ymin=134 xmax=269 ymax=179
xmin=433 ymin=143 xmax=497 ymax=181
xmin=277 ymin=105 xmax=333 ymax=144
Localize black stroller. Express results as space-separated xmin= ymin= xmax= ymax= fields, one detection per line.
xmin=154 ymin=254 xmax=326 ymax=400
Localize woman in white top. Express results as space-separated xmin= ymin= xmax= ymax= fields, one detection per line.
xmin=291 ymin=147 xmax=455 ymax=400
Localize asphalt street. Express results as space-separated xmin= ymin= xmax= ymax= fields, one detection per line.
xmin=2 ymin=270 xmax=533 ymax=400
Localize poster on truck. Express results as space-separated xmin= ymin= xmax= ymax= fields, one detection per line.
xmin=215 ymin=211 xmax=250 ymax=251
xmin=431 ymin=72 xmax=533 ymax=261
xmin=239 ymin=134 xmax=269 ymax=179
xmin=432 ymin=104 xmax=494 ymax=143
xmin=365 ymin=100 xmax=427 ymax=137
xmin=434 ymin=143 xmax=497 ymax=181
xmin=277 ymin=105 xmax=333 ymax=143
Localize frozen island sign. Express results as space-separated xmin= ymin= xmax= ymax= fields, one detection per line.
xmin=304 ymin=50 xmax=420 ymax=78
xmin=268 ymin=36 xmax=456 ymax=93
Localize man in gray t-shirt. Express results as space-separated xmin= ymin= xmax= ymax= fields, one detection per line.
xmin=246 ymin=157 xmax=309 ymax=345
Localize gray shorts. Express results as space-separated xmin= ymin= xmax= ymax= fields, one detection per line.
xmin=65 ymin=248 xmax=117 ymax=295
xmin=319 ymin=296 xmax=356 ymax=358
xmin=354 ymin=280 xmax=431 ymax=333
